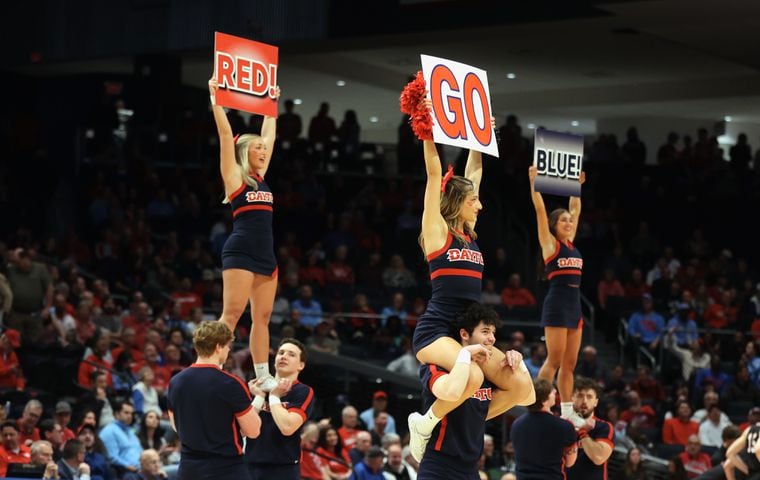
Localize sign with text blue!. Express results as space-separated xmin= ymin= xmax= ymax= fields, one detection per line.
xmin=533 ymin=128 xmax=584 ymax=197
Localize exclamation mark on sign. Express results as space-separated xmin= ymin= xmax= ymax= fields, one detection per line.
xmin=268 ymin=64 xmax=278 ymax=99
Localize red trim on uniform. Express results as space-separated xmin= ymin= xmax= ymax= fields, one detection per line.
xmin=577 ymin=318 xmax=584 ymax=330
xmin=300 ymin=386 xmax=315 ymax=413
xmin=249 ymin=171 xmax=264 ymax=183
xmin=547 ymin=269 xmax=582 ymax=279
xmin=434 ymin=416 xmax=448 ymax=451
xmin=428 ymin=365 xmax=447 ymax=391
xmin=232 ymin=418 xmax=243 ymax=455
xmin=288 ymin=407 xmax=308 ymax=422
xmin=544 ymin=239 xmax=561 ymax=265
xmin=218 ymin=369 xmax=253 ymax=400
xmin=232 ymin=204 xmax=273 ymax=217
xmin=235 ymin=404 xmax=253 ymax=417
xmin=270 ymin=265 xmax=279 ymax=279
xmin=452 ymin=229 xmax=472 ymax=243
xmin=190 ymin=363 xmax=220 ymax=369
xmin=426 ymin=234 xmax=453 ymax=261
xmin=228 ymin=182 xmax=247 ymax=201
xmin=430 ymin=268 xmax=482 ymax=280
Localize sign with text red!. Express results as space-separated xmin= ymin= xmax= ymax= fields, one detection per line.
xmin=214 ymin=32 xmax=279 ymax=117
xmin=421 ymin=55 xmax=498 ymax=157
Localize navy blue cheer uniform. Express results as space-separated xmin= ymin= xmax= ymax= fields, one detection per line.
xmin=541 ymin=238 xmax=583 ymax=329
xmin=736 ymin=422 xmax=760 ymax=480
xmin=412 ymin=232 xmax=484 ymax=355
xmin=221 ymin=175 xmax=278 ymax=277
xmin=246 ymin=380 xmax=315 ymax=480
xmin=566 ymin=416 xmax=614 ymax=480
xmin=511 ymin=411 xmax=578 ymax=480
xmin=167 ymin=364 xmax=253 ymax=480
xmin=417 ymin=364 xmax=492 ymax=480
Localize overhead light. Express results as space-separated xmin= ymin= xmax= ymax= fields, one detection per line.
xmin=293 ymin=98 xmax=303 ymax=105
xmin=724 ymin=115 xmax=733 ymax=122
xmin=336 ymin=80 xmax=346 ymax=87
xmin=506 ymin=73 xmax=517 ymax=80
xmin=571 ymin=120 xmax=580 ymax=127
xmin=369 ymin=116 xmax=379 ymax=123
xmin=158 ymin=133 xmax=168 ymax=143
xmin=527 ymin=123 xmax=536 ymax=130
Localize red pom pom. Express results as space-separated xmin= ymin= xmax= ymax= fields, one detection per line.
xmin=410 ymin=112 xmax=433 ymax=141
xmin=399 ymin=71 xmax=427 ymax=115
xmin=400 ymin=71 xmax=434 ymax=140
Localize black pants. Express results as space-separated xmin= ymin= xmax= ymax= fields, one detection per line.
xmin=248 ymin=463 xmax=299 ymax=480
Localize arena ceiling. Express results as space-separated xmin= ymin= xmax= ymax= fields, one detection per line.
xmin=12 ymin=0 xmax=760 ymax=141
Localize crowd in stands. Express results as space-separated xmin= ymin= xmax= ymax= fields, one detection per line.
xmin=1 ymin=91 xmax=760 ymax=479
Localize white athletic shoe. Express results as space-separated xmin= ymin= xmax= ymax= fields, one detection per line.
xmin=408 ymin=412 xmax=431 ymax=462
xmin=259 ymin=376 xmax=279 ymax=393
xmin=564 ymin=411 xmax=587 ymax=429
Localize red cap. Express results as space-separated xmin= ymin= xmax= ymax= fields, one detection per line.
xmin=373 ymin=391 xmax=388 ymax=400
xmin=2 ymin=329 xmax=21 ymax=349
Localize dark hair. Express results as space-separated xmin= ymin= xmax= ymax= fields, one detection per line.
xmin=317 ymin=426 xmax=344 ymax=457
xmin=137 ymin=411 xmax=165 ymax=450
xmin=1 ymin=420 xmax=18 ymax=432
xmin=112 ymin=400 xmax=134 ymax=415
xmin=38 ymin=419 xmax=57 ymax=439
xmin=528 ymin=379 xmax=554 ymax=412
xmin=722 ymin=425 xmax=741 ymax=442
xmin=450 ymin=303 xmax=499 ymax=338
xmin=573 ymin=376 xmax=601 ymax=399
xmin=278 ymin=337 xmax=307 ymax=363
xmin=623 ymin=447 xmax=643 ymax=476
xmin=62 ymin=439 xmax=85 ymax=460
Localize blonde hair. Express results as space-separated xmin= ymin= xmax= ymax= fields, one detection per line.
xmin=222 ymin=134 xmax=262 ymax=204
xmin=192 ymin=321 xmax=233 ymax=357
xmin=419 ymin=175 xmax=478 ymax=254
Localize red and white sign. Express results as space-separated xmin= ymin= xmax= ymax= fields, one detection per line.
xmin=421 ymin=55 xmax=498 ymax=157
xmin=214 ymin=32 xmax=279 ymax=117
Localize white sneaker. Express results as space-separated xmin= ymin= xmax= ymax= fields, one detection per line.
xmin=407 ymin=412 xmax=431 ymax=462
xmin=259 ymin=376 xmax=279 ymax=393
xmin=564 ymin=411 xmax=587 ymax=429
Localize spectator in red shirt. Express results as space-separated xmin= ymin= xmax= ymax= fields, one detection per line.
xmin=112 ymin=326 xmax=143 ymax=363
xmin=316 ymin=426 xmax=352 ymax=478
xmin=677 ymin=434 xmax=711 ymax=478
xmin=598 ymin=267 xmax=625 ymax=309
xmin=337 ymin=405 xmax=363 ymax=452
xmin=703 ymin=290 xmax=737 ymax=329
xmin=630 ymin=365 xmax=666 ymax=404
xmin=624 ymin=268 xmax=650 ymax=300
xmin=662 ymin=401 xmax=699 ymax=446
xmin=121 ymin=301 xmax=153 ymax=345
xmin=17 ymin=400 xmax=43 ymax=446
xmin=299 ymin=252 xmax=326 ymax=290
xmin=300 ymin=421 xmax=328 ymax=480
xmin=77 ymin=329 xmax=112 ymax=388
xmin=326 ymin=245 xmax=355 ymax=298
xmin=0 ymin=421 xmax=31 ymax=477
xmin=500 ymin=273 xmax=537 ymax=309
xmin=72 ymin=300 xmax=98 ymax=345
xmin=170 ymin=277 xmax=202 ymax=319
xmin=0 ymin=328 xmax=25 ymax=390
xmin=53 ymin=402 xmax=76 ymax=443
xmin=620 ymin=391 xmax=657 ymax=430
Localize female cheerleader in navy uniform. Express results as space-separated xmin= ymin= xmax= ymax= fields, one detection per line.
xmin=209 ymin=77 xmax=279 ymax=391
xmin=407 ymin=101 xmax=534 ymax=461
xmin=528 ymin=164 xmax=586 ymax=426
